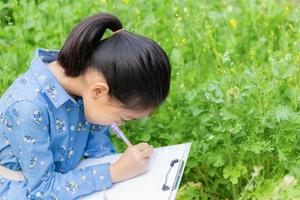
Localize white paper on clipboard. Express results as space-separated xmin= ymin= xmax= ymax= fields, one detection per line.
xmin=77 ymin=143 xmax=192 ymax=200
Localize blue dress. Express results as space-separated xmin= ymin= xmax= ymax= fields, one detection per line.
xmin=0 ymin=48 xmax=117 ymax=200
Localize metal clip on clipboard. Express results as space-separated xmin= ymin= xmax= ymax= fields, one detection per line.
xmin=162 ymin=159 xmax=185 ymax=191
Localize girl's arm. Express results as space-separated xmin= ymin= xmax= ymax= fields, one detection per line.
xmin=83 ymin=125 xmax=117 ymax=159
xmin=3 ymin=101 xmax=113 ymax=200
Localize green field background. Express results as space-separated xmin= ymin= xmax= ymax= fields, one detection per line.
xmin=1 ymin=0 xmax=300 ymax=199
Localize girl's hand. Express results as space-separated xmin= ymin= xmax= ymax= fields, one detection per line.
xmin=109 ymin=142 xmax=154 ymax=183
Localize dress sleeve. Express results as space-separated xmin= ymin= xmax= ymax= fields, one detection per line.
xmin=4 ymin=101 xmax=113 ymax=200
xmin=83 ymin=125 xmax=117 ymax=159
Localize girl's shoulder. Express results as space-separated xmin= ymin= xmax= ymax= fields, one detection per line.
xmin=0 ymin=48 xmax=73 ymax=120
xmin=0 ymin=70 xmax=49 ymax=119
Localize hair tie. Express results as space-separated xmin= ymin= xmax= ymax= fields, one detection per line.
xmin=112 ymin=28 xmax=124 ymax=35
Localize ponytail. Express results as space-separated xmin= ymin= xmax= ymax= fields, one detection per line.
xmin=57 ymin=12 xmax=171 ymax=110
xmin=57 ymin=13 xmax=123 ymax=76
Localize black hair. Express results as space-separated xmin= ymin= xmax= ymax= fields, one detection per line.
xmin=57 ymin=12 xmax=171 ymax=110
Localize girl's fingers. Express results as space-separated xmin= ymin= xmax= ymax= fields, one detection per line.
xmin=136 ymin=142 xmax=150 ymax=151
xmin=141 ymin=146 xmax=154 ymax=158
xmin=127 ymin=142 xmax=133 ymax=147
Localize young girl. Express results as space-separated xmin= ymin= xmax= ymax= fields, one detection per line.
xmin=0 ymin=12 xmax=171 ymax=199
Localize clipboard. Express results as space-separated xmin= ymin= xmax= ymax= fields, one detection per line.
xmin=76 ymin=143 xmax=192 ymax=200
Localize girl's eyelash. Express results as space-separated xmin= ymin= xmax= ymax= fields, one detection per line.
xmin=120 ymin=118 xmax=129 ymax=122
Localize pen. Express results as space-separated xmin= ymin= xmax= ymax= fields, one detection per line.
xmin=110 ymin=122 xmax=132 ymax=147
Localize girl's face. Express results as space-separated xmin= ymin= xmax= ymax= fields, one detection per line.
xmin=81 ymin=69 xmax=153 ymax=126
xmin=83 ymin=94 xmax=152 ymax=126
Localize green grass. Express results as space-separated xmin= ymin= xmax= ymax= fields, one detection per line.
xmin=1 ymin=0 xmax=300 ymax=199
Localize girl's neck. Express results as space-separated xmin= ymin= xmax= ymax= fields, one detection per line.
xmin=47 ymin=61 xmax=84 ymax=100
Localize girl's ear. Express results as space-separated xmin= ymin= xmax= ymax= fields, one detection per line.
xmin=90 ymin=82 xmax=110 ymax=99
